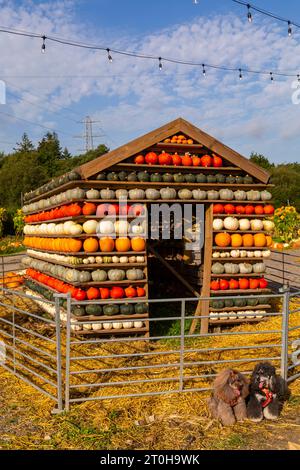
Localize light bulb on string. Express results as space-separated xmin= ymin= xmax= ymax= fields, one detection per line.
xmin=158 ymin=57 xmax=163 ymax=70
xmin=288 ymin=21 xmax=292 ymax=37
xmin=270 ymin=72 xmax=274 ymax=82
xmin=239 ymin=68 xmax=243 ymax=80
xmin=106 ymin=48 xmax=113 ymax=63
xmin=41 ymin=35 xmax=46 ymax=54
xmin=202 ymin=64 xmax=206 ymax=76
xmin=247 ymin=4 xmax=253 ymax=23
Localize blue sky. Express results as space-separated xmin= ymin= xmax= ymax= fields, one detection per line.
xmin=1 ymin=0 xmax=300 ymax=163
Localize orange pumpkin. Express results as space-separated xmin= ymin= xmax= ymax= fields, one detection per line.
xmin=215 ymin=232 xmax=231 ymax=247
xmin=99 ymin=237 xmax=115 ymax=252
xmin=231 ymin=234 xmax=243 ymax=247
xmin=69 ymin=239 xmax=82 ymax=253
xmin=254 ymin=233 xmax=266 ymax=247
xmin=115 ymin=237 xmax=131 ymax=252
xmin=266 ymin=235 xmax=273 ymax=247
xmin=242 ymin=234 xmax=254 ymax=247
xmin=131 ymin=237 xmax=146 ymax=252
xmin=84 ymin=237 xmax=99 ymax=253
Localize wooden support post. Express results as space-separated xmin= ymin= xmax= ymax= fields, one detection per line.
xmin=189 ymin=204 xmax=213 ymax=335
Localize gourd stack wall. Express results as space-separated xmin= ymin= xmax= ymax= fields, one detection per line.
xmin=21 ymin=128 xmax=274 ymax=334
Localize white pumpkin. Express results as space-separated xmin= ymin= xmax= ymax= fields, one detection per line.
xmin=239 ymin=219 xmax=251 ymax=231
xmin=212 ymin=252 xmax=221 ymax=258
xmin=47 ymin=223 xmax=56 ymax=235
xmin=64 ymin=220 xmax=76 ymax=234
xmin=99 ymin=220 xmax=115 ymax=234
xmin=220 ymin=252 xmax=228 ymax=258
xmin=130 ymin=223 xmax=145 ymax=235
xmin=136 ymin=256 xmax=145 ymax=263
xmin=263 ymin=220 xmax=275 ymax=232
xmin=83 ymin=220 xmax=98 ymax=234
xmin=119 ymin=256 xmax=129 ymax=264
xmin=262 ymin=250 xmax=271 ymax=258
xmin=55 ymin=223 xmax=65 ymax=235
xmin=69 ymin=224 xmax=83 ymax=236
xmin=230 ymin=250 xmax=240 ymax=258
xmin=92 ymin=323 xmax=103 ymax=331
xmin=250 ymin=219 xmax=264 ymax=231
xmin=122 ymin=321 xmax=133 ymax=329
xmin=223 ymin=217 xmax=239 ymax=231
xmin=103 ymin=322 xmax=112 ymax=330
xmin=115 ymin=220 xmax=129 ymax=235
xmin=87 ymin=256 xmax=96 ymax=264
xmin=254 ymin=250 xmax=262 ymax=258
xmin=112 ymin=256 xmax=120 ymax=264
xmin=247 ymin=251 xmax=254 ymax=258
xmin=112 ymin=322 xmax=123 ymax=329
xmin=134 ymin=321 xmax=144 ymax=328
xmin=213 ymin=219 xmax=224 ymax=231
xmin=83 ymin=323 xmax=93 ymax=330
xmin=95 ymin=256 xmax=103 ymax=263
xmin=128 ymin=256 xmax=137 ymax=263
xmin=239 ymin=250 xmax=247 ymax=258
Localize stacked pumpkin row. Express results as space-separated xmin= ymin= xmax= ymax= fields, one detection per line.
xmin=211 ymin=261 xmax=266 ymax=275
xmin=213 ymin=217 xmax=274 ymax=233
xmin=23 ymin=236 xmax=146 ymax=253
xmin=214 ymin=232 xmax=271 ymax=248
xmin=212 ymin=249 xmax=271 ymax=259
xmin=25 ymin=287 xmax=146 ymax=333
xmin=22 ymin=187 xmax=272 ymax=215
xmin=133 ymin=151 xmax=223 ymax=167
xmin=210 ymin=278 xmax=268 ymax=291
xmin=24 ymin=219 xmax=145 ymax=237
xmin=26 ymin=249 xmax=145 ymax=266
xmin=25 ymin=202 xmax=145 ymax=223
xmin=213 ymin=203 xmax=274 ymax=215
xmin=209 ymin=310 xmax=267 ymax=322
xmin=23 ymin=257 xmax=146 ymax=285
xmin=25 ymin=269 xmax=146 ymax=301
xmin=95 ymin=170 xmax=255 ymax=185
xmin=23 ymin=170 xmax=81 ymax=202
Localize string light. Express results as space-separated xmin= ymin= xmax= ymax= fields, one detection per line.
xmin=239 ymin=68 xmax=243 ymax=80
xmin=106 ymin=48 xmax=113 ymax=63
xmin=288 ymin=21 xmax=292 ymax=37
xmin=0 ymin=24 xmax=299 ymax=83
xmin=270 ymin=72 xmax=274 ymax=82
xmin=41 ymin=35 xmax=46 ymax=54
xmin=247 ymin=4 xmax=253 ymax=23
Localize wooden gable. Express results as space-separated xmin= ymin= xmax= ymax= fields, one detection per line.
xmin=78 ymin=117 xmax=270 ymax=184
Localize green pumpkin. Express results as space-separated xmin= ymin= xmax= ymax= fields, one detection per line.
xmin=258 ymin=297 xmax=270 ymax=305
xmin=107 ymin=172 xmax=119 ymax=181
xmin=150 ymin=173 xmax=162 ymax=182
xmin=224 ymin=299 xmax=234 ymax=308
xmin=128 ymin=172 xmax=138 ymax=182
xmin=185 ymin=174 xmax=196 ymax=183
xmin=118 ymin=171 xmax=128 ymax=181
xmin=216 ymin=174 xmax=226 ymax=183
xmin=72 ymin=306 xmax=86 ymax=317
xmin=134 ymin=303 xmax=147 ymax=314
xmin=173 ymin=173 xmax=185 ymax=183
xmin=68 ymin=171 xmax=81 ymax=181
xmin=226 ymin=175 xmax=236 ymax=184
xmin=103 ymin=304 xmax=120 ymax=316
xmin=207 ymin=175 xmax=217 ymax=183
xmin=162 ymin=173 xmax=174 ymax=182
xmin=244 ymin=175 xmax=254 ymax=184
xmin=210 ymin=300 xmax=225 ymax=309
xmin=120 ymin=304 xmax=134 ymax=315
xmin=138 ymin=171 xmax=150 ymax=182
xmin=246 ymin=298 xmax=259 ymax=307
xmin=85 ymin=304 xmax=103 ymax=316
xmin=235 ymin=175 xmax=244 ymax=185
xmin=196 ymin=173 xmax=207 ymax=183
xmin=96 ymin=172 xmax=107 ymax=181
xmin=234 ymin=298 xmax=247 ymax=307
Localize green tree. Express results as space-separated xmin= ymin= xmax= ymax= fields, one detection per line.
xmin=37 ymin=132 xmax=62 ymax=176
xmin=14 ymin=133 xmax=35 ymax=153
xmin=250 ymin=152 xmax=275 ymax=170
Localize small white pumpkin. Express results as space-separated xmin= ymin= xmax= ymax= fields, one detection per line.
xmin=95 ymin=256 xmax=103 ymax=263
xmin=239 ymin=250 xmax=247 ymax=258
xmin=254 ymin=250 xmax=262 ymax=258
xmin=136 ymin=256 xmax=145 ymax=263
xmin=115 ymin=220 xmax=129 ymax=235
xmin=86 ymin=188 xmax=100 ymax=199
xmin=230 ymin=250 xmax=240 ymax=258
xmin=224 ymin=217 xmax=239 ymax=231
xmin=212 ymin=252 xmax=221 ymax=258
xmin=134 ymin=321 xmax=144 ymax=328
xmin=128 ymin=256 xmax=137 ymax=263
xmin=262 ymin=250 xmax=271 ymax=258
xmin=112 ymin=256 xmax=120 ymax=264
xmin=83 ymin=220 xmax=98 ymax=234
xmin=122 ymin=321 xmax=133 ymax=329
xmin=69 ymin=224 xmax=83 ymax=236
xmin=239 ymin=219 xmax=251 ymax=231
xmin=99 ymin=220 xmax=115 ymax=234
xmin=213 ymin=219 xmax=224 ymax=231
xmin=103 ymin=322 xmax=112 ymax=330
xmin=247 ymin=251 xmax=254 ymax=258
xmin=112 ymin=322 xmax=123 ymax=329
xmin=119 ymin=256 xmax=129 ymax=264
xmin=263 ymin=220 xmax=275 ymax=232
xmin=87 ymin=256 xmax=96 ymax=264
xmin=83 ymin=323 xmax=93 ymax=330
xmin=64 ymin=220 xmax=76 ymax=234
xmin=92 ymin=323 xmax=103 ymax=331
xmin=250 ymin=219 xmax=264 ymax=231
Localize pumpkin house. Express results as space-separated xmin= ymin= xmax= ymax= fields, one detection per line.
xmin=22 ymin=118 xmax=274 ymax=336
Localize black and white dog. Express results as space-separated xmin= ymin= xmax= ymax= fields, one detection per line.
xmin=247 ymin=362 xmax=288 ymax=422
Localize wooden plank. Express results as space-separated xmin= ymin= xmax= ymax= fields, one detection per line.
xmin=78 ymin=117 xmax=271 ymax=184
xmin=148 ymin=245 xmax=201 ymax=298
xmin=190 ymin=204 xmax=213 ymax=335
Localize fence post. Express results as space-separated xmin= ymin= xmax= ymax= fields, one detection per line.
xmin=179 ymin=300 xmax=185 ymax=391
xmin=280 ymin=286 xmax=290 ymax=381
xmin=65 ymin=293 xmax=71 ymax=412
xmin=53 ymin=295 xmax=64 ymax=413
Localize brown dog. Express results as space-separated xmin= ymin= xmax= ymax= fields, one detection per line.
xmin=208 ymin=369 xmax=249 ymax=426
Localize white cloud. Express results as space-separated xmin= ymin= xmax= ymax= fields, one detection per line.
xmin=0 ymin=1 xmax=300 ymax=162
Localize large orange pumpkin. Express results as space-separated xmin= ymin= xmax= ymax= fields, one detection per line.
xmin=215 ymin=233 xmax=231 ymax=247
xmin=131 ymin=237 xmax=146 ymax=252
xmin=242 ymin=234 xmax=254 ymax=247
xmin=99 ymin=237 xmax=115 ymax=252
xmin=231 ymin=234 xmax=243 ymax=247
xmin=84 ymin=237 xmax=99 ymax=253
xmin=266 ymin=235 xmax=273 ymax=247
xmin=115 ymin=237 xmax=131 ymax=252
xmin=69 ymin=239 xmax=82 ymax=252
xmin=254 ymin=233 xmax=266 ymax=247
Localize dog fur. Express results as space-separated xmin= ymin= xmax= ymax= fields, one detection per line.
xmin=208 ymin=369 xmax=249 ymax=426
xmin=247 ymin=362 xmax=288 ymax=422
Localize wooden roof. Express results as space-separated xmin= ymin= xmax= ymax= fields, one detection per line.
xmin=78 ymin=117 xmax=271 ymax=184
